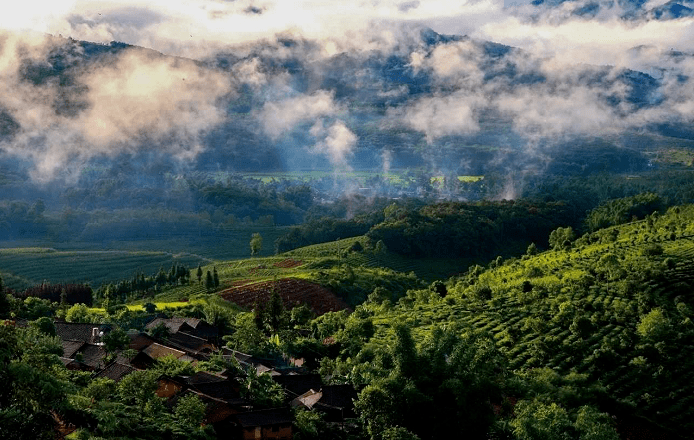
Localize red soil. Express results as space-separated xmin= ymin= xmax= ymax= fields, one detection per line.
xmin=219 ymin=278 xmax=349 ymax=315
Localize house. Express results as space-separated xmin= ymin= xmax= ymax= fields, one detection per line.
xmin=143 ymin=342 xmax=193 ymax=361
xmin=74 ymin=343 xmax=109 ymax=370
xmin=221 ymin=348 xmax=281 ymax=376
xmin=55 ymin=321 xmax=110 ymax=345
xmin=59 ymin=357 xmax=91 ymax=371
xmin=291 ymin=384 xmax=358 ymax=422
xmin=229 ymin=408 xmax=293 ymax=440
xmin=164 ymin=331 xmax=217 ymax=357
xmin=156 ymin=372 xmax=250 ymax=426
xmin=273 ymin=374 xmax=322 ymax=401
xmin=61 ymin=339 xmax=85 ymax=358
xmin=128 ymin=332 xmax=157 ymax=351
xmin=95 ymin=361 xmax=137 ymax=383
xmin=145 ymin=317 xmax=218 ymax=341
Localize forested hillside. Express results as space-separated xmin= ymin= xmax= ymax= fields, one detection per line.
xmin=3 ymin=197 xmax=694 ymax=439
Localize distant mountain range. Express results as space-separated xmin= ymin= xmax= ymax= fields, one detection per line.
xmin=1 ymin=27 xmax=693 ymax=181
xmin=532 ymin=0 xmax=694 ymax=20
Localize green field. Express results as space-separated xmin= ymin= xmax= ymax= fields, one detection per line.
xmin=206 ymin=169 xmax=484 ymax=187
xmin=0 ymin=249 xmax=208 ymax=291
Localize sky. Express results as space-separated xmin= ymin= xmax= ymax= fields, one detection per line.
xmin=2 ymin=0 xmax=693 ymax=66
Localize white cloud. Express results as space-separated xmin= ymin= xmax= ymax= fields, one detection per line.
xmin=398 ymin=91 xmax=484 ymax=143
xmin=258 ymin=90 xmax=340 ymax=140
xmin=0 ymin=36 xmax=232 ymax=180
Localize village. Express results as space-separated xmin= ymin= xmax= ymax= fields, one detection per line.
xmin=25 ymin=316 xmax=358 ymax=439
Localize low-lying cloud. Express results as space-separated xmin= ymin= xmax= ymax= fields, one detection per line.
xmin=0 ymin=32 xmax=232 ymax=180
xmin=3 ymin=0 xmax=694 ymax=181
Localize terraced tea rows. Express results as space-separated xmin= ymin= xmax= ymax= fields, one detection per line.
xmin=0 ymin=248 xmax=206 ymax=290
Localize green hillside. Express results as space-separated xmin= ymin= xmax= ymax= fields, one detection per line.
xmin=353 ymin=204 xmax=694 ymax=437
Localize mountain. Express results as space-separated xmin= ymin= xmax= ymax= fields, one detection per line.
xmin=1 ymin=28 xmax=691 ymax=183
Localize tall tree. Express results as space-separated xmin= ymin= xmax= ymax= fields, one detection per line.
xmin=250 ymin=232 xmax=263 ymax=256
xmin=205 ymin=270 xmax=214 ymax=291
xmin=213 ymin=267 xmax=220 ymax=288
xmin=0 ymin=275 xmax=9 ymax=318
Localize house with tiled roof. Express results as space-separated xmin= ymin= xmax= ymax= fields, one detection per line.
xmin=55 ymin=321 xmax=110 ymax=345
xmin=229 ymin=408 xmax=293 ymax=440
xmin=95 ymin=361 xmax=137 ymax=383
xmin=164 ymin=331 xmax=216 ymax=357
xmin=145 ymin=317 xmax=218 ymax=341
xmin=128 ymin=332 xmax=157 ymax=351
xmin=59 ymin=357 xmax=91 ymax=371
xmin=290 ymin=384 xmax=358 ymax=422
xmin=273 ymin=373 xmax=322 ymax=401
xmin=221 ymin=348 xmax=280 ymax=376
xmin=143 ymin=342 xmax=189 ymax=360
xmin=75 ymin=343 xmax=108 ymax=370
xmin=61 ymin=339 xmax=85 ymax=358
xmin=155 ymin=372 xmax=250 ymax=428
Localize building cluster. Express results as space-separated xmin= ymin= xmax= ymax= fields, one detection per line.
xmin=52 ymin=317 xmax=357 ymax=440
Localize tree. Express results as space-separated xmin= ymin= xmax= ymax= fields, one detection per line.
xmin=225 ymin=312 xmax=266 ymax=355
xmin=196 ymin=265 xmax=203 ymax=284
xmin=549 ymin=227 xmax=575 ymax=250
xmin=30 ymin=317 xmax=56 ymax=337
xmin=510 ymin=400 xmax=574 ymax=440
xmin=242 ymin=368 xmax=285 ymax=408
xmin=149 ymin=321 xmax=170 ymax=339
xmin=0 ymin=324 xmax=69 ymax=439
xmin=65 ymin=303 xmax=94 ymax=323
xmin=143 ymin=302 xmax=157 ymax=314
xmin=118 ymin=369 xmax=159 ymax=409
xmin=574 ymin=405 xmax=619 ymax=440
xmin=250 ymin=232 xmax=263 ymax=256
xmin=637 ymin=308 xmax=671 ymax=342
xmin=0 ymin=275 xmax=10 ymax=318
xmin=213 ymin=267 xmax=220 ymax=288
xmin=266 ymin=287 xmax=287 ymax=333
xmin=103 ymin=327 xmax=130 ymax=353
xmin=205 ymin=270 xmax=214 ymax=291
xmin=174 ymin=393 xmax=206 ymax=428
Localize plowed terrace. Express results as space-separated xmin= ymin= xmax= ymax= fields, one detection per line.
xmin=219 ymin=278 xmax=349 ymax=315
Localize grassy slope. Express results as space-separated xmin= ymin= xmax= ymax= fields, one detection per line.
xmin=136 ymin=236 xmax=452 ymax=308
xmin=363 ymin=205 xmax=694 ymax=437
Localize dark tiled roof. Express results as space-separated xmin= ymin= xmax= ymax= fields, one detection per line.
xmin=61 ymin=340 xmax=85 ymax=358
xmin=95 ymin=362 xmax=137 ymax=383
xmin=143 ymin=343 xmax=186 ymax=360
xmin=146 ymin=317 xmax=219 ymax=340
xmin=292 ymin=389 xmax=322 ymax=409
xmin=220 ymin=348 xmax=276 ymax=374
xmin=128 ymin=332 xmax=157 ymax=351
xmin=59 ymin=357 xmax=76 ymax=366
xmin=77 ymin=343 xmax=108 ymax=369
xmin=55 ymin=322 xmax=109 ymax=344
xmin=190 ymin=380 xmax=241 ymax=402
xmin=183 ymin=371 xmax=227 ymax=385
xmin=317 ymin=384 xmax=358 ymax=411
xmin=314 ymin=384 xmax=358 ymax=420
xmin=234 ymin=408 xmax=293 ymax=427
xmin=273 ymin=374 xmax=322 ymax=399
xmin=166 ymin=331 xmax=214 ymax=354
